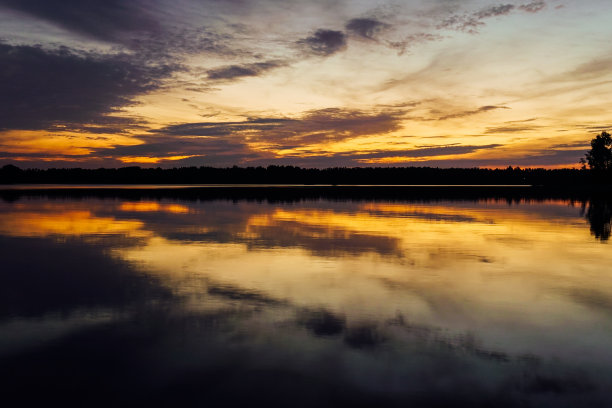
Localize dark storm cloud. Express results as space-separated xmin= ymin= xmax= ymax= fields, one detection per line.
xmin=298 ymin=29 xmax=347 ymax=56
xmin=0 ymin=43 xmax=178 ymax=131
xmin=0 ymin=0 xmax=158 ymax=43
xmin=206 ymin=60 xmax=286 ymax=81
xmin=345 ymin=18 xmax=390 ymax=40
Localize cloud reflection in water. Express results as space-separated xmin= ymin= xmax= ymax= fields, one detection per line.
xmin=0 ymin=196 xmax=612 ymax=407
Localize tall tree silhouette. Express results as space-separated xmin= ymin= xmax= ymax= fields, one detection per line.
xmin=581 ymin=131 xmax=612 ymax=171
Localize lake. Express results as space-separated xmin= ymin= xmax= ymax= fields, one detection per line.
xmin=1 ymin=188 xmax=611 ymax=407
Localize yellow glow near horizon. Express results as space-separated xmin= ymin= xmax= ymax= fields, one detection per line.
xmin=118 ymin=155 xmax=197 ymax=164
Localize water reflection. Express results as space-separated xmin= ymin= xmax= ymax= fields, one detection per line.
xmin=582 ymin=198 xmax=612 ymax=241
xmin=1 ymin=195 xmax=612 ymax=407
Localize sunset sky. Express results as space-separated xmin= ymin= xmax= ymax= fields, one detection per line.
xmin=1 ymin=0 xmax=610 ymax=168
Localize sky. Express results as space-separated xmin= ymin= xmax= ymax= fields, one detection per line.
xmin=0 ymin=0 xmax=611 ymax=169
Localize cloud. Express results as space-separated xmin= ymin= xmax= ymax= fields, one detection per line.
xmin=81 ymin=107 xmax=512 ymax=167
xmin=485 ymin=125 xmax=538 ymax=134
xmin=0 ymin=0 xmax=158 ymax=43
xmin=345 ymin=18 xmax=390 ymax=40
xmin=473 ymin=4 xmax=515 ymax=20
xmin=0 ymin=0 xmax=248 ymax=63
xmin=437 ymin=2 xmax=546 ymax=33
xmin=227 ymin=143 xmax=502 ymax=168
xmin=158 ymin=118 xmax=295 ymax=137
xmin=388 ymin=32 xmax=443 ymax=55
xmin=82 ymin=107 xmax=405 ymax=166
xmin=165 ymin=108 xmax=401 ymax=148
xmin=351 ymin=144 xmax=502 ymax=160
xmin=157 ymin=108 xmax=403 ymax=146
xmin=558 ymin=57 xmax=612 ymax=82
xmin=551 ymin=141 xmax=588 ymax=149
xmin=297 ymin=29 xmax=347 ymax=56
xmin=206 ymin=60 xmax=286 ymax=81
xmin=0 ymin=43 xmax=178 ymax=132
xmin=519 ymin=1 xmax=546 ymax=13
xmin=387 ymin=148 xmax=584 ymax=168
xmin=436 ymin=105 xmax=510 ymax=121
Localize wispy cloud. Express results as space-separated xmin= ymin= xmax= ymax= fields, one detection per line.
xmin=437 ymin=2 xmax=547 ymax=33
xmin=387 ymin=32 xmax=444 ymax=55
xmin=555 ymin=57 xmax=612 ymax=82
xmin=206 ymin=60 xmax=286 ymax=81
xmin=519 ymin=1 xmax=546 ymax=13
xmin=436 ymin=105 xmax=510 ymax=121
xmin=351 ymin=144 xmax=502 ymax=160
xmin=474 ymin=4 xmax=516 ymax=19
xmin=157 ymin=107 xmax=404 ymax=146
xmin=485 ymin=126 xmax=537 ymax=134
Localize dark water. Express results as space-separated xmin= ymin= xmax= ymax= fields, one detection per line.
xmin=1 ymin=191 xmax=612 ymax=407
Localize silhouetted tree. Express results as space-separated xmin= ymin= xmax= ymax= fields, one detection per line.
xmin=0 ymin=164 xmax=22 ymax=184
xmin=581 ymin=131 xmax=612 ymax=172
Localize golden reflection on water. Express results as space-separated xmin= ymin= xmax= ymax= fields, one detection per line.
xmin=1 ymin=198 xmax=611 ymax=360
xmin=0 ymin=209 xmax=147 ymax=237
xmin=118 ymin=201 xmax=191 ymax=214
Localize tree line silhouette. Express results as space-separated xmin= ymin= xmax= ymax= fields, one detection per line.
xmin=0 ymin=164 xmax=592 ymax=185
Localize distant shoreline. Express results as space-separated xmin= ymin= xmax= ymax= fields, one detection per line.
xmin=0 ymin=164 xmax=597 ymax=186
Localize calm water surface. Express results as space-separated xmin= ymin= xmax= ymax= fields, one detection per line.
xmin=1 ymin=193 xmax=611 ymax=407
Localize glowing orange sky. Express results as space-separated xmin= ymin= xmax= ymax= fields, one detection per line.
xmin=0 ymin=0 xmax=610 ymax=168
